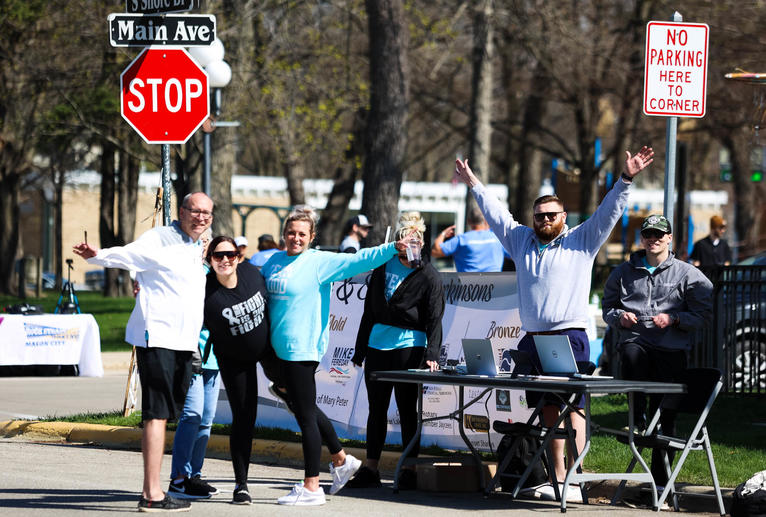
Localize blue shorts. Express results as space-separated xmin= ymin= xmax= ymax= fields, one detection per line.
xmin=517 ymin=328 xmax=590 ymax=408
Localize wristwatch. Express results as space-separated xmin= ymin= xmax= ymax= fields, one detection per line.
xmin=620 ymin=172 xmax=633 ymax=183
xmin=671 ymin=314 xmax=680 ymax=327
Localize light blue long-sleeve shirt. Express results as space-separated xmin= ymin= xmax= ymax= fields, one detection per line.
xmin=261 ymin=243 xmax=398 ymax=362
xmin=471 ymin=179 xmax=631 ymax=331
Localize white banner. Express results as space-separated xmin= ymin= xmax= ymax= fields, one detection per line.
xmin=0 ymin=314 xmax=103 ymax=377
xmin=215 ymin=271 xmax=537 ymax=452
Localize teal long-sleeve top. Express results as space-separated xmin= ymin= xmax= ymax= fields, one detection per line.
xmin=261 ymin=242 xmax=398 ymax=362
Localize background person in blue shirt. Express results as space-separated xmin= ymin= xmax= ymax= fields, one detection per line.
xmin=261 ymin=205 xmax=415 ymax=506
xmin=431 ymin=207 xmax=508 ymax=272
xmin=347 ymin=212 xmax=444 ymax=490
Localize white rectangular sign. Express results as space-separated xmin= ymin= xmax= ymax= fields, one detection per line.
xmin=644 ymin=21 xmax=709 ymax=118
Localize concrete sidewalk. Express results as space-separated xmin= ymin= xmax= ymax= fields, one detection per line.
xmin=0 ymin=352 xmax=733 ymax=514
xmin=0 ymin=418 xmax=732 ymax=514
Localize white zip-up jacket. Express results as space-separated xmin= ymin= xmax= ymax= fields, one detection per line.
xmin=87 ymin=221 xmax=205 ymax=351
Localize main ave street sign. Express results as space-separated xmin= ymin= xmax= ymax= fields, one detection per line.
xmin=126 ymin=0 xmax=197 ymax=15
xmin=120 ymin=48 xmax=209 ymax=144
xmin=109 ymin=13 xmax=215 ymax=47
xmin=644 ymin=21 xmax=709 ymax=118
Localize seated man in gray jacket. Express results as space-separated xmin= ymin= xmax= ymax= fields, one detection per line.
xmin=602 ymin=214 xmax=713 ymax=487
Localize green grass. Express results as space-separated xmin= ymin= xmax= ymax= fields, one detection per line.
xmin=1 ymin=291 xmax=134 ymax=351
xmin=588 ymin=394 xmax=766 ymax=487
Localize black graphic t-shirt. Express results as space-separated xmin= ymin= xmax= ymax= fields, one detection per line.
xmin=204 ymin=261 xmax=270 ymax=361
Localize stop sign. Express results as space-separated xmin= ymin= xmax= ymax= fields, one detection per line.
xmin=120 ymin=48 xmax=209 ymax=144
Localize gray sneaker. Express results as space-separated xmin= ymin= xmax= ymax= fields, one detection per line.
xmin=137 ymin=494 xmax=191 ymax=512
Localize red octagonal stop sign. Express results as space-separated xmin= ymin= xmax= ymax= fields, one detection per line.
xmin=120 ymin=48 xmax=209 ymax=144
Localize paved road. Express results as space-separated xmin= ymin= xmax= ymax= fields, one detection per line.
xmin=0 ymin=353 xmax=135 ymax=420
xmin=0 ymin=436 xmax=684 ymax=517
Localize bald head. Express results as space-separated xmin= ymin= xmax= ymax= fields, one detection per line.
xmin=179 ymin=192 xmax=214 ymax=241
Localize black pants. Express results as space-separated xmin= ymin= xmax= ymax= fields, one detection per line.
xmin=620 ymin=342 xmax=687 ymax=485
xmin=261 ymin=350 xmax=342 ymax=457
xmin=363 ymin=347 xmax=424 ymax=461
xmin=281 ymin=359 xmax=343 ymax=478
xmin=217 ymin=357 xmax=260 ymax=485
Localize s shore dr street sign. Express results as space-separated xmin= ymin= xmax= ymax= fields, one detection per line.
xmin=126 ymin=0 xmax=197 ymax=15
xmin=109 ymin=13 xmax=215 ymax=47
xmin=644 ymin=21 xmax=709 ymax=118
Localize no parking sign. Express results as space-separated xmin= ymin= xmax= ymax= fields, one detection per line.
xmin=644 ymin=21 xmax=709 ymax=118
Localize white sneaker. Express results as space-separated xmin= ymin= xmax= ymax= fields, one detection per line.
xmin=536 ymin=483 xmax=583 ymax=503
xmin=277 ymin=483 xmax=326 ymax=506
xmin=329 ymin=454 xmax=362 ymax=494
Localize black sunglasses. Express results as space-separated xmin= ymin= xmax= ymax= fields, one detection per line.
xmin=211 ymin=251 xmax=239 ymax=260
xmin=533 ymin=211 xmax=563 ymax=222
xmin=641 ymin=229 xmax=667 ymax=239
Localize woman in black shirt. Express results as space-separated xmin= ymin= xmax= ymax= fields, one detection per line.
xmin=203 ymin=236 xmax=270 ymax=504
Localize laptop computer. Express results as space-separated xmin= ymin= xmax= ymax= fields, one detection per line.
xmin=533 ymin=335 xmax=578 ymax=375
xmin=461 ymin=338 xmax=501 ymax=376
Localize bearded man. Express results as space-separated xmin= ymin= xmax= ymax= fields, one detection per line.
xmin=454 ymin=146 xmax=654 ymax=502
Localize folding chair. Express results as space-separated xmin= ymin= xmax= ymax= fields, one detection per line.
xmin=611 ymin=367 xmax=725 ymax=515
xmin=486 ymin=356 xmax=595 ymax=502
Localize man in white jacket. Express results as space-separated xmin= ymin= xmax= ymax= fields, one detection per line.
xmin=73 ymin=192 xmax=214 ymax=513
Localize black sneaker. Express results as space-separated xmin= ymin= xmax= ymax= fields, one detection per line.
xmin=344 ymin=466 xmax=382 ymax=489
xmin=137 ymin=494 xmax=191 ymax=512
xmin=167 ymin=478 xmax=211 ymax=499
xmin=397 ymin=469 xmax=417 ymax=490
xmin=232 ymin=485 xmax=252 ymax=505
xmin=189 ymin=476 xmax=219 ymax=496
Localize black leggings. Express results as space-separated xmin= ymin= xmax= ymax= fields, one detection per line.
xmin=281 ymin=360 xmax=343 ymax=477
xmin=216 ymin=357 xmax=260 ymax=485
xmin=364 ymin=347 xmax=424 ymax=461
xmin=620 ymin=342 xmax=687 ymax=485
xmin=260 ymin=351 xmax=342 ymax=457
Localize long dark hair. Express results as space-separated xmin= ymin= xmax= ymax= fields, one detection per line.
xmin=206 ymin=235 xmax=239 ymax=263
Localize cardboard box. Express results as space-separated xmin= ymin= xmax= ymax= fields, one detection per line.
xmin=416 ymin=459 xmax=497 ymax=492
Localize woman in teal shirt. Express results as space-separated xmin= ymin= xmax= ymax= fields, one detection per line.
xmin=261 ymin=205 xmax=412 ymax=506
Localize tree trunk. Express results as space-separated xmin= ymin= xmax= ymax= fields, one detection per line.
xmin=210 ymin=127 xmax=237 ymax=237
xmin=515 ymin=64 xmax=550 ymax=227
xmin=53 ymin=169 xmax=64 ymax=289
xmin=361 ymin=0 xmax=410 ymax=245
xmin=316 ymin=108 xmax=367 ymax=247
xmin=115 ymin=150 xmax=140 ymax=296
xmin=465 ymin=0 xmax=494 ymax=227
xmin=0 ymin=174 xmax=21 ymax=294
xmin=98 ymin=142 xmax=122 ymax=297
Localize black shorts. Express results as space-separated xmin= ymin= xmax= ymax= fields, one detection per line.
xmin=135 ymin=346 xmax=193 ymax=421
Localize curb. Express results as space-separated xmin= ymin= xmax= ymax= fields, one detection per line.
xmin=0 ymin=419 xmax=400 ymax=473
xmin=1 ymin=419 xmax=733 ymax=513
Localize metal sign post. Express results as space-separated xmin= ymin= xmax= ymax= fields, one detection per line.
xmin=644 ymin=11 xmax=709 ymax=229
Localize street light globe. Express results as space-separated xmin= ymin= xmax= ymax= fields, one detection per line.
xmin=189 ymin=38 xmax=225 ymax=67
xmin=207 ymin=60 xmax=232 ymax=88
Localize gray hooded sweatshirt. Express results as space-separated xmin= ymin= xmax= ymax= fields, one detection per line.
xmin=602 ymin=250 xmax=713 ymax=351
xmin=471 ymin=178 xmax=631 ymax=332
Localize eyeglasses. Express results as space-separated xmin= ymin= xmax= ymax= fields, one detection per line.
xmin=211 ymin=251 xmax=239 ymax=261
xmin=184 ymin=207 xmax=213 ymax=219
xmin=641 ymin=229 xmax=667 ymax=240
xmin=533 ymin=211 xmax=564 ymax=222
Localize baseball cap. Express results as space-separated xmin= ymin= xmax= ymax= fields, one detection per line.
xmin=641 ymin=214 xmax=672 ymax=234
xmin=234 ymin=236 xmax=248 ymax=247
xmin=352 ymin=214 xmax=373 ymax=228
